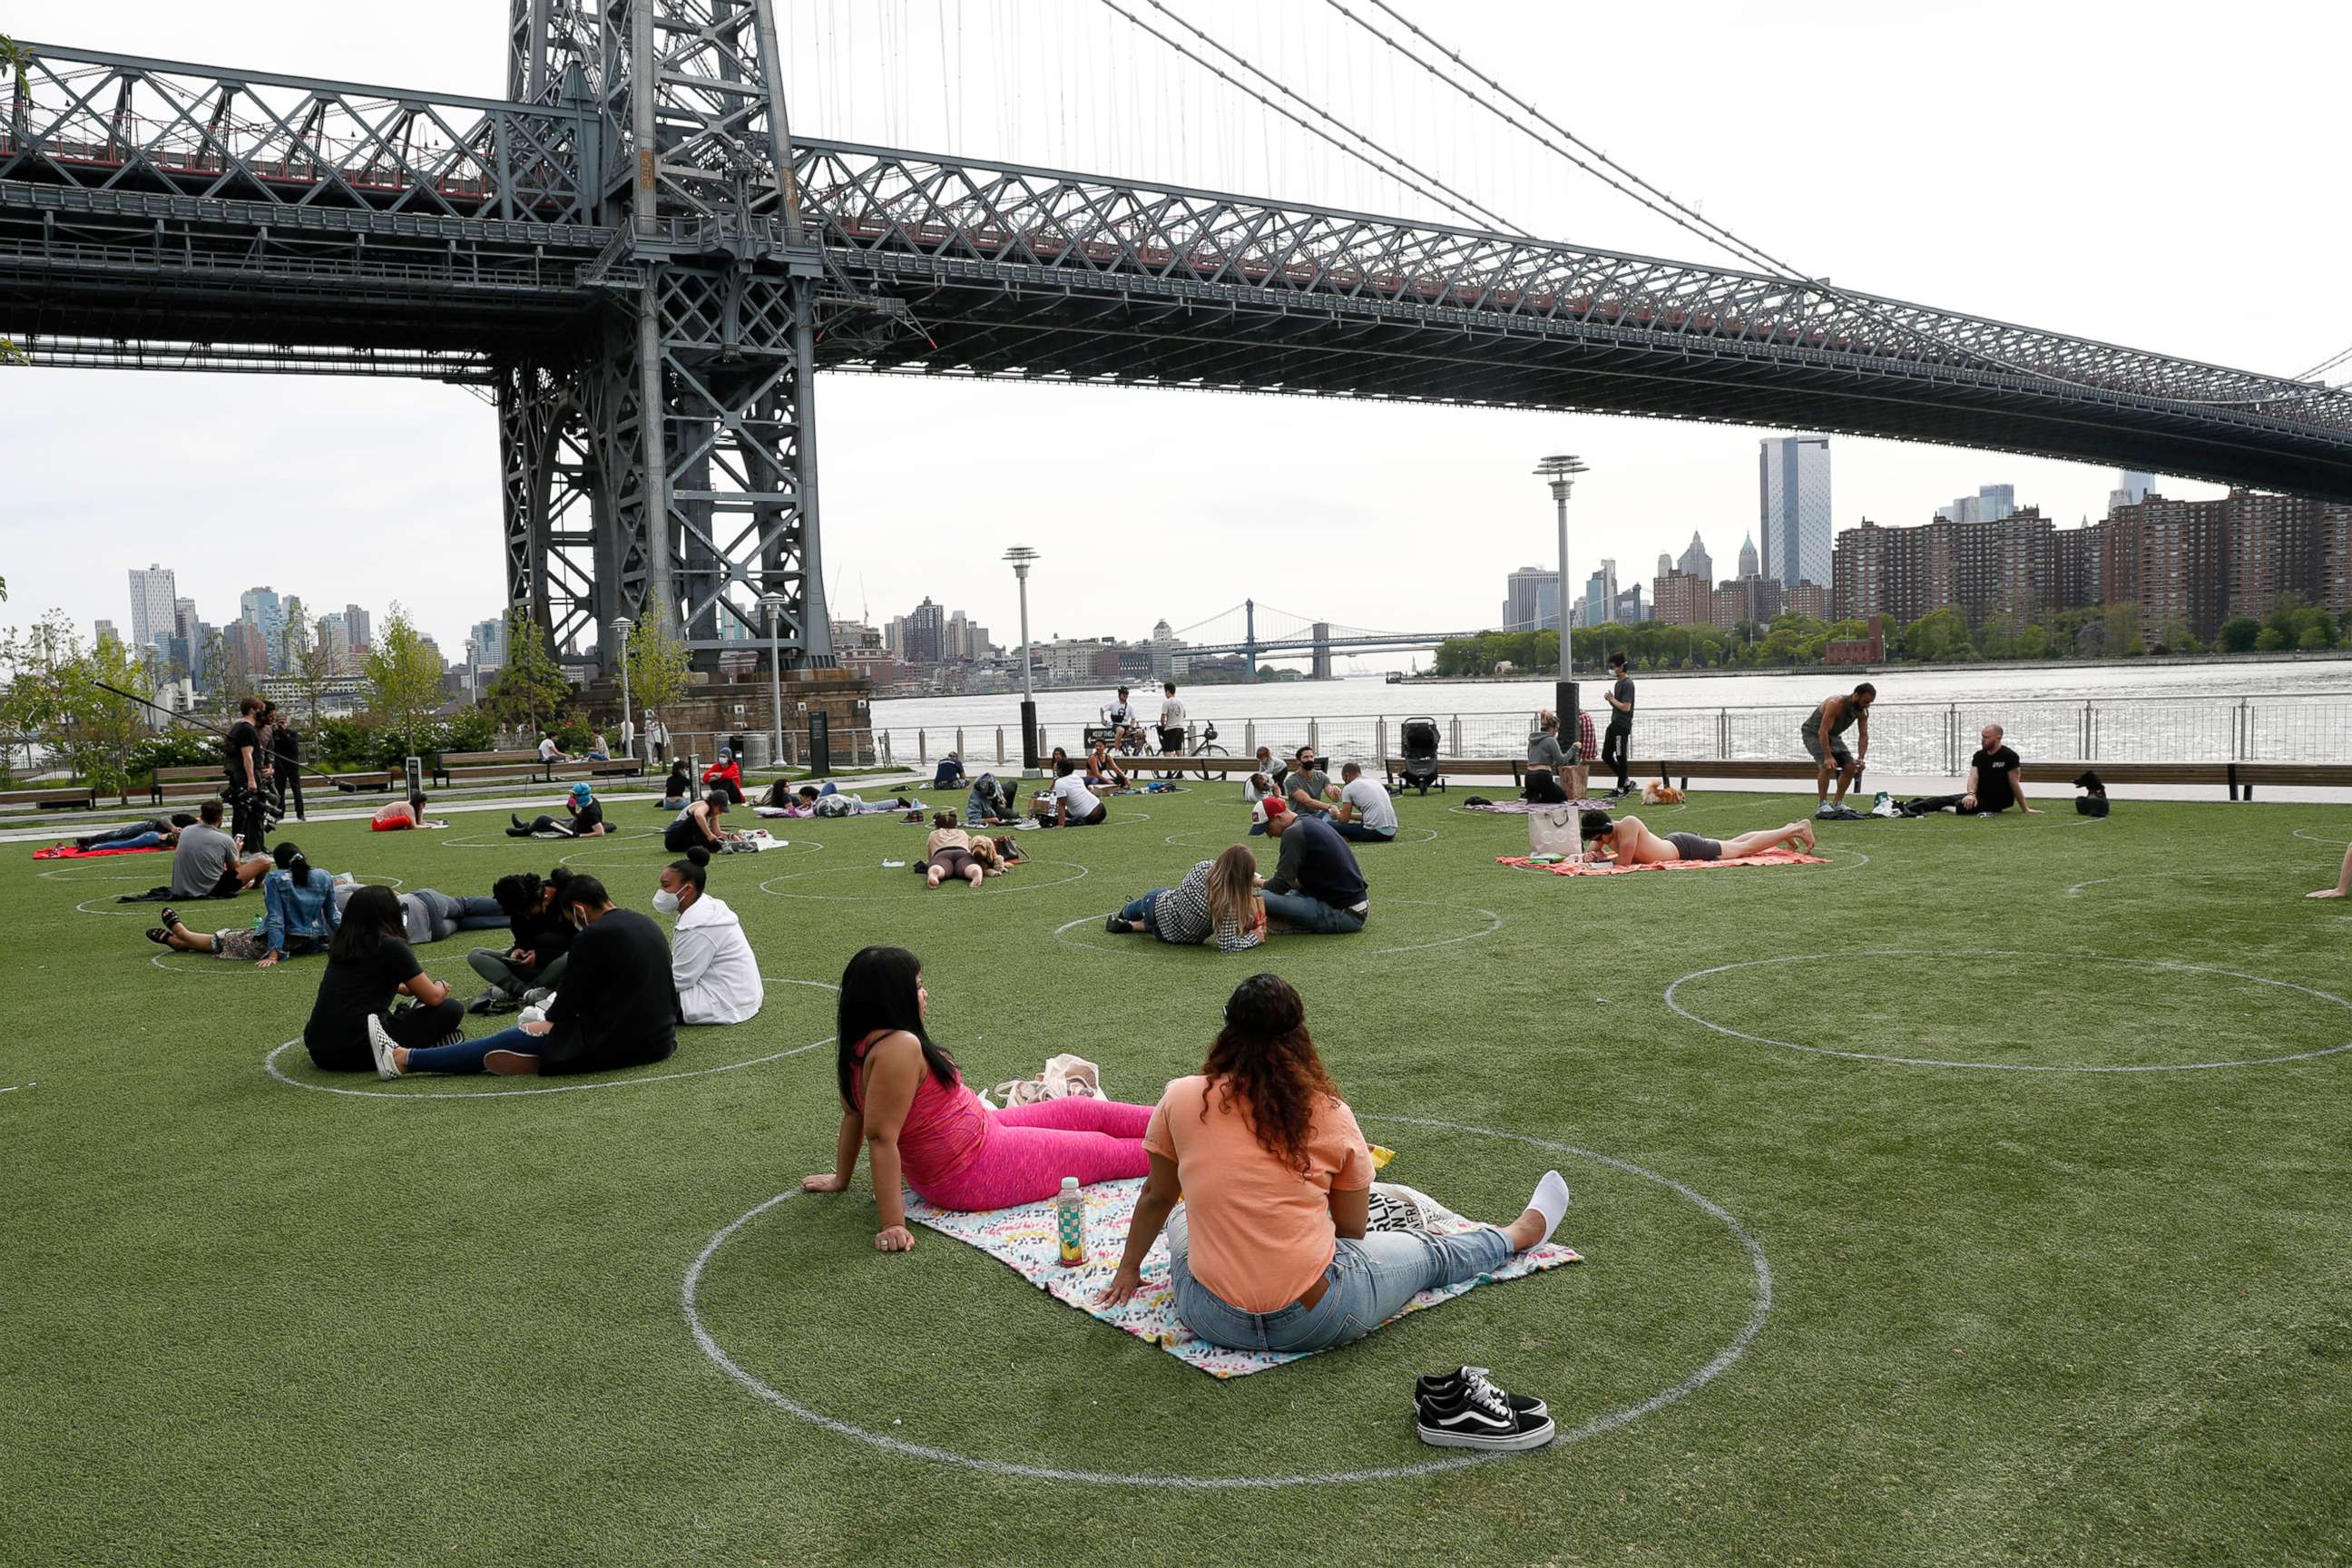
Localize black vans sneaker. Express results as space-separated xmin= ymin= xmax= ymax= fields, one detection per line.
xmin=1414 ymin=1379 xmax=1556 ymax=1451
xmin=1416 ymin=1366 xmax=1547 ymax=1420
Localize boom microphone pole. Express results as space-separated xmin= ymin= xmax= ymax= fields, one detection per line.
xmin=89 ymin=681 xmax=353 ymax=789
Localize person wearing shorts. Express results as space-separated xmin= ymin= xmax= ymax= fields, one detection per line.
xmin=1578 ymin=810 xmax=1816 ymax=866
xmin=922 ymin=814 xmax=986 ymax=890
xmin=1800 ymin=682 xmax=1876 ymax=814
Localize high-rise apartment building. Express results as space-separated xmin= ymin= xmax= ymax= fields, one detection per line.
xmin=1758 ymin=436 xmax=1831 ymax=589
xmin=1677 ymin=532 xmax=1714 ymax=586
xmin=94 ymin=619 xmax=120 ymax=647
xmin=127 ymin=564 xmax=177 ymax=652
xmin=1737 ymin=533 xmax=1759 ymax=579
xmin=902 ymin=598 xmax=946 ymax=664
xmin=239 ymin=587 xmax=285 ymax=673
xmin=2107 ymin=471 xmax=2155 ymax=513
xmin=1501 ymin=565 xmax=1561 ymax=632
xmin=467 ymin=615 xmax=507 ymax=672
xmin=1651 ymin=568 xmax=1712 ymax=626
xmin=343 ymin=604 xmax=371 ymax=652
xmin=2223 ymin=491 xmax=2322 ymax=619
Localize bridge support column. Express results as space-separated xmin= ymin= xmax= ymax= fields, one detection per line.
xmin=1311 ymin=622 xmax=1333 ymax=681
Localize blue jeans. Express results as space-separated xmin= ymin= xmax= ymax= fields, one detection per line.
xmin=1259 ymin=889 xmax=1367 ymax=935
xmin=110 ymin=830 xmax=166 ymax=850
xmin=1117 ymin=891 xmax=1167 ymax=935
xmin=1164 ymin=1204 xmax=1510 ymax=1354
xmin=402 ymin=1023 xmax=541 ymax=1074
xmin=1328 ymin=821 xmax=1395 ymax=843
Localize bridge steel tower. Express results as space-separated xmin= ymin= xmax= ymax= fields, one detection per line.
xmin=502 ymin=0 xmax=831 ymax=671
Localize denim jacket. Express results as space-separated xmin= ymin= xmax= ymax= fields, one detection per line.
xmin=262 ymin=867 xmax=342 ymax=955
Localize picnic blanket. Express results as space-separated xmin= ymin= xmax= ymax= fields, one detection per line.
xmin=1498 ymin=848 xmax=1826 ymax=876
xmin=32 ymin=842 xmax=166 ymax=859
xmin=906 ymin=1178 xmax=1580 ymax=1378
xmin=1462 ymin=798 xmax=1613 ymax=814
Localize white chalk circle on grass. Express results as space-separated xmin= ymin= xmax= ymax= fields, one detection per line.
xmin=1664 ymin=948 xmax=2352 ymax=1073
xmin=2293 ymin=828 xmax=2352 ymax=848
xmin=683 ymin=1115 xmax=1771 ymax=1489
xmin=261 ymin=976 xmax=838 ymax=1100
xmin=758 ymin=859 xmax=1089 ymax=901
xmin=1160 ymin=826 xmax=1438 ymax=849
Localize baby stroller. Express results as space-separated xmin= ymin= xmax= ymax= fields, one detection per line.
xmin=1390 ymin=716 xmax=1444 ymax=795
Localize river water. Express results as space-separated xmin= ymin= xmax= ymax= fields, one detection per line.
xmin=872 ymin=658 xmax=2352 ymax=779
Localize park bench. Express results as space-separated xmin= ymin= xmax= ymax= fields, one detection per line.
xmin=326 ymin=770 xmax=397 ymax=794
xmin=432 ymin=750 xmax=550 ymax=789
xmin=152 ymin=765 xmax=225 ymax=804
xmin=2224 ymin=762 xmax=2352 ymax=799
xmin=551 ymin=757 xmax=648 ymax=784
xmin=0 ymin=784 xmax=96 ymax=811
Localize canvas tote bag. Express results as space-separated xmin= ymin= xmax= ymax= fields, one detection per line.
xmin=1527 ymin=806 xmax=1581 ymax=858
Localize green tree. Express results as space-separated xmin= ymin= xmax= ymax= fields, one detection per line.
xmin=282 ymin=614 xmax=336 ymax=727
xmin=2299 ymin=624 xmax=2333 ymax=652
xmin=62 ymin=637 xmax=156 ymax=802
xmin=625 ymin=615 xmax=694 ymax=728
xmin=484 ymin=608 xmax=573 ymax=735
xmin=2219 ymin=615 xmax=2262 ymax=653
xmin=364 ymin=603 xmax=446 ymax=757
xmin=2255 ymin=626 xmax=2288 ymax=652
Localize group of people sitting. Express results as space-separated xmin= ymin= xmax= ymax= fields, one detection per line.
xmin=1243 ymin=746 xmax=1397 ymax=843
xmin=806 ymin=952 xmax=1570 ymax=1358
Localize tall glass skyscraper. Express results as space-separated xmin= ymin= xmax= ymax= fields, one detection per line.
xmin=1758 ymin=436 xmax=1832 ymax=588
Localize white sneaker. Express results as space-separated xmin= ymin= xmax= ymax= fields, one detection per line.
xmin=367 ymin=1014 xmax=401 ymax=1081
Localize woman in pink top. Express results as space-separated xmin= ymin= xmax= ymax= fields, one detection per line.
xmin=803 ymin=946 xmax=1153 ymax=1251
xmin=1099 ymin=974 xmax=1569 ymax=1353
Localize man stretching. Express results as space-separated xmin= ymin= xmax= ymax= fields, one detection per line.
xmin=1900 ymin=725 xmax=2040 ymax=817
xmin=1578 ymin=809 xmax=1815 ymax=866
xmin=1602 ymin=652 xmax=1636 ymax=796
xmin=1802 ymin=682 xmax=1876 ymax=818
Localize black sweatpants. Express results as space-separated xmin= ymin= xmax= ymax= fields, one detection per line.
xmin=305 ymin=996 xmax=465 ymax=1073
xmin=1602 ymin=722 xmax=1632 ymax=790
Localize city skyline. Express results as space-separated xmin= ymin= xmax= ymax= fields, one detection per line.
xmin=0 ymin=0 xmax=2328 ymax=670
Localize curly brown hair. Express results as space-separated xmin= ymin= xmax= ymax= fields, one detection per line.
xmin=1199 ymin=974 xmax=1339 ymax=1175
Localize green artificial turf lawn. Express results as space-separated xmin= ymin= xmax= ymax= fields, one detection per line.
xmin=5 ymin=787 xmax=2350 ymax=1568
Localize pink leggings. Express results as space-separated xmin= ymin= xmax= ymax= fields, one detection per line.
xmin=914 ymin=1097 xmax=1153 ymax=1211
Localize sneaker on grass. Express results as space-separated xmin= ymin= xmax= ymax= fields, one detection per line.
xmin=367 ymin=1014 xmax=401 ymax=1081
xmin=1414 ymin=1379 xmax=1555 ymax=1451
xmin=1416 ymin=1367 xmax=1548 ymax=1420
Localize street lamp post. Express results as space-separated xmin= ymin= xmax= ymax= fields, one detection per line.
xmin=612 ymin=615 xmax=634 ymax=764
xmin=1534 ymin=455 xmax=1589 ymax=750
xmin=1004 ymin=545 xmax=1040 ymax=773
xmin=758 ymin=592 xmax=788 ymax=769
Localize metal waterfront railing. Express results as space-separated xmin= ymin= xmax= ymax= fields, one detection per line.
xmin=861 ymin=692 xmax=2352 ymax=779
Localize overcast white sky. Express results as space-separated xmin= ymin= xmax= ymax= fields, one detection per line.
xmin=5 ymin=0 xmax=2347 ymax=664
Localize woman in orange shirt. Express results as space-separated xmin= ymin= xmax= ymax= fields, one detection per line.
xmin=1099 ymin=974 xmax=1568 ymax=1355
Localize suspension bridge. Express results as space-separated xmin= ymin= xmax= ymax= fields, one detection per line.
xmin=4 ymin=4 xmax=2350 ymax=675
xmin=1156 ymin=600 xmax=1475 ymax=676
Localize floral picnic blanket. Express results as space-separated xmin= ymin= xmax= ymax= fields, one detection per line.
xmin=906 ymin=1178 xmax=1580 ymax=1378
xmin=1498 ymin=849 xmax=1825 ymax=875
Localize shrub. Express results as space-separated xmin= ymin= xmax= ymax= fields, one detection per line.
xmin=127 ymin=731 xmax=216 ymax=779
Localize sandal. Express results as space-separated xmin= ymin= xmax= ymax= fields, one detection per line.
xmin=159 ymin=906 xmax=181 ymax=928
xmin=145 ymin=927 xmax=172 ymax=946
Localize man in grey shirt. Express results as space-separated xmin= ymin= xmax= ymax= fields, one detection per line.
xmin=1281 ymin=745 xmax=1336 ymax=815
xmin=168 ymin=800 xmax=270 ymax=899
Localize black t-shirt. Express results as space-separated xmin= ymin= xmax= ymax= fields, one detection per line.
xmin=570 ymin=800 xmax=605 ymax=835
xmin=225 ymin=719 xmax=260 ymax=788
xmin=1610 ymin=675 xmax=1635 ymax=724
xmin=1971 ymin=746 xmax=2021 ymax=811
xmin=302 ymin=937 xmax=426 ymax=1070
xmin=540 ymin=909 xmax=680 ymax=1075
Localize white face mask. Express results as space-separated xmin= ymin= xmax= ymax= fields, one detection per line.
xmin=652 ymin=888 xmax=681 ymax=916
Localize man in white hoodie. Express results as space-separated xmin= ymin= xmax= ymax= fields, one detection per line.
xmin=657 ymin=849 xmax=763 ymax=1024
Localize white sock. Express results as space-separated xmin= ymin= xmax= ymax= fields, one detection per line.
xmin=1525 ymin=1171 xmax=1571 ymax=1247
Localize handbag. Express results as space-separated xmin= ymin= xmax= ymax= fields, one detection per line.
xmin=1527 ymin=806 xmax=1581 ymax=858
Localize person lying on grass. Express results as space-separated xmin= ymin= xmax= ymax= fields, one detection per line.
xmin=923 ymin=812 xmax=990 ymax=890
xmin=148 ymin=840 xmax=339 ymax=966
xmin=1105 ymin=844 xmax=1265 ymax=951
xmin=372 ymin=875 xmax=679 ymax=1079
xmin=803 ymin=946 xmax=1152 ymax=1252
xmin=299 ymin=885 xmax=463 ymax=1072
xmin=1576 ymin=809 xmax=1815 ymax=866
xmin=1097 ymin=973 xmax=1570 ymax=1355
xmin=74 ymin=810 xmax=195 ymax=852
xmin=661 ymin=849 xmax=762 ymax=1025
xmin=508 ymin=781 xmax=609 ymax=838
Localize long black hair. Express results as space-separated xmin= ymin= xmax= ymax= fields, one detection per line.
xmin=835 ymin=946 xmax=957 ymax=1107
xmin=270 ymin=840 xmax=321 ymax=887
xmin=330 ymin=884 xmax=404 ymax=962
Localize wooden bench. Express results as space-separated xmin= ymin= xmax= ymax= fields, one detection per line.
xmin=432 ymin=750 xmax=550 ymax=789
xmin=2222 ymin=763 xmax=2352 ymax=800
xmin=551 ymin=757 xmax=648 ymax=784
xmin=0 ymin=784 xmax=96 ymax=811
xmin=152 ymin=765 xmax=225 ymax=804
xmin=326 ymin=769 xmax=397 ymax=794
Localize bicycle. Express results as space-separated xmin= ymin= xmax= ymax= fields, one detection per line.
xmin=1190 ymin=721 xmax=1230 ymax=781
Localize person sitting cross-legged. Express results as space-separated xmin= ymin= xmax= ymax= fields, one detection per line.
xmin=168 ymin=799 xmax=271 ymax=900
xmin=701 ymin=749 xmax=746 ymax=804
xmin=1282 ymin=746 xmax=1338 ymax=816
xmin=1106 ymin=845 xmax=1266 ymax=951
xmin=801 ymin=946 xmax=1154 ymax=1249
xmin=1254 ymin=797 xmax=1369 ymax=934
xmin=1035 ymin=760 xmax=1108 ymax=827
xmin=374 ymin=875 xmax=679 ymax=1078
xmin=932 ymin=750 xmax=966 ymax=790
xmin=1097 ymin=973 xmax=1571 ymax=1361
xmin=1325 ymin=760 xmax=1398 ymax=843
xmin=661 ymin=849 xmax=763 ymax=1024
xmin=300 ymin=885 xmax=465 ymax=1072
xmin=1577 ymin=809 xmax=1814 ymax=866
xmin=510 ymin=781 xmax=609 ymax=838
xmin=465 ymin=869 xmax=576 ymax=1013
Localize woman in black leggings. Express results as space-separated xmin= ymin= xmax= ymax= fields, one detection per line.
xmin=300 ymin=884 xmax=465 ymax=1072
xmin=664 ymin=789 xmax=736 ymax=855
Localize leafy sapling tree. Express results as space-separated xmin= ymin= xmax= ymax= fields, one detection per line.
xmin=364 ymin=604 xmax=446 ymax=760
xmin=483 ymin=607 xmax=573 ymax=739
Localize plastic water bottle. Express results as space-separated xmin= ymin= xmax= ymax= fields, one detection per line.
xmin=1054 ymin=1176 xmax=1086 ymax=1268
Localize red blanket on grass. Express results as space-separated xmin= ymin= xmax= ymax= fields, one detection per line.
xmin=31 ymin=842 xmax=166 ymax=859
xmin=1497 ymin=849 xmax=1826 ymax=876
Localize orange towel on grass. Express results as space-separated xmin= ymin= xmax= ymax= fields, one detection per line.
xmin=1497 ymin=849 xmax=1826 ymax=876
